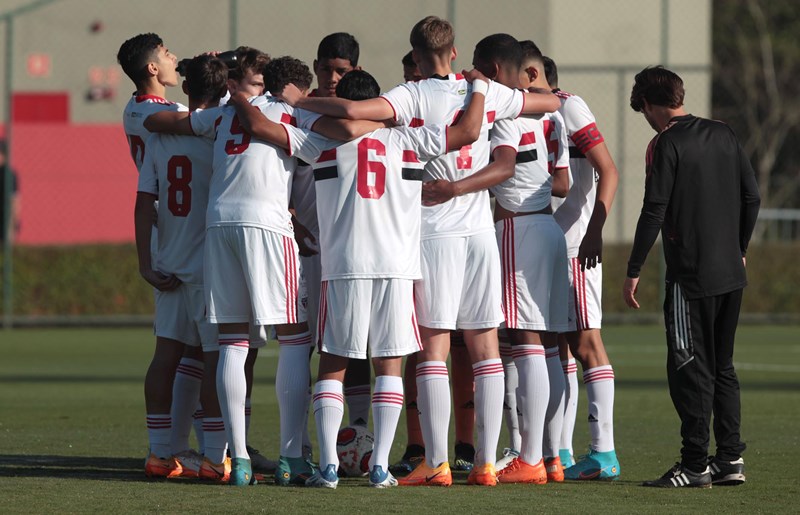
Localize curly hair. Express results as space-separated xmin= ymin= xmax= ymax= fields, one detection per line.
xmin=264 ymin=56 xmax=313 ymax=94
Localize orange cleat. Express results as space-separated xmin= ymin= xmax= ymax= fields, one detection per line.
xmin=545 ymin=456 xmax=564 ymax=482
xmin=397 ymin=461 xmax=453 ymax=487
xmin=145 ymin=453 xmax=182 ymax=478
xmin=173 ymin=449 xmax=203 ymax=478
xmin=497 ymin=457 xmax=547 ymax=484
xmin=199 ymin=456 xmax=232 ymax=483
xmin=467 ymin=463 xmax=498 ymax=486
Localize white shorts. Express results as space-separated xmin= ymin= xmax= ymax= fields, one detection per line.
xmin=154 ymin=282 xmax=218 ymax=352
xmin=205 ymin=226 xmax=307 ymax=326
xmin=317 ymin=278 xmax=422 ymax=359
xmin=301 ymin=253 xmax=321 ymax=336
xmin=567 ymin=258 xmax=602 ymax=331
xmin=415 ymin=232 xmax=504 ymax=330
xmin=497 ymin=215 xmax=569 ymax=332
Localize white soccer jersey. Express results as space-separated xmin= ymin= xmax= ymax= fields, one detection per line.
xmin=288 ymin=124 xmax=448 ymax=280
xmin=490 ymin=111 xmax=569 ymax=212
xmin=381 ymin=74 xmax=524 ymax=239
xmin=138 ymin=132 xmax=213 ymax=284
xmin=122 ymin=94 xmax=187 ymax=173
xmin=551 ymin=91 xmax=606 ymax=257
xmin=190 ymin=96 xmax=316 ymax=237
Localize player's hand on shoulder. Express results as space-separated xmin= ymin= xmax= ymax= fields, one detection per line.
xmin=422 ymin=179 xmax=458 ymax=206
xmin=141 ymin=269 xmax=182 ymax=292
xmin=462 ymin=68 xmax=488 ymax=84
xmin=228 ymin=91 xmax=249 ymax=106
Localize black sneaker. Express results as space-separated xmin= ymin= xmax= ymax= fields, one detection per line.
xmin=708 ymin=456 xmax=745 ymax=486
xmin=453 ymin=442 xmax=475 ymax=471
xmin=642 ymin=463 xmax=712 ymax=488
xmin=389 ymin=445 xmax=425 ymax=476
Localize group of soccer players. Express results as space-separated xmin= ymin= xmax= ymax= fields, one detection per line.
xmin=118 ymin=14 xmax=620 ymax=488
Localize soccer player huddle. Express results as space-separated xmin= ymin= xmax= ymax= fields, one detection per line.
xmin=119 ymin=15 xmax=621 ymax=488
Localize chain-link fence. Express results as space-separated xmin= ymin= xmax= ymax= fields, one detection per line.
xmin=4 ymin=0 xmax=790 ymax=325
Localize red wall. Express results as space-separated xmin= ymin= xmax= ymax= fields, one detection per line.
xmin=6 ymin=123 xmax=138 ymax=245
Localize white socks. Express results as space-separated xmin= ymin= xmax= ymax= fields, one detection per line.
xmin=512 ymin=345 xmax=548 ymax=465
xmin=501 ymin=348 xmax=522 ymax=452
xmin=170 ymin=357 xmax=203 ymax=454
xmin=313 ymin=379 xmax=344 ymax=471
xmin=202 ymin=417 xmax=227 ymax=464
xmin=584 ymin=365 xmax=615 ymax=452
xmin=146 ymin=414 xmax=171 ymax=458
xmin=561 ymin=358 xmax=578 ymax=456
xmin=345 ymin=384 xmax=372 ymax=426
xmin=217 ymin=334 xmax=249 ymax=460
xmin=416 ymin=361 xmax=451 ymax=468
xmin=276 ymin=331 xmax=312 ymax=458
xmin=543 ymin=348 xmax=565 ymax=459
xmin=370 ymin=376 xmax=404 ymax=471
xmin=473 ymin=358 xmax=505 ymax=466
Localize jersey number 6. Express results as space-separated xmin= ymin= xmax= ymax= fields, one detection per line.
xmin=357 ymin=138 xmax=386 ymax=200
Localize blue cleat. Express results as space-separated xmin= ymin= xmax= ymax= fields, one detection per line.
xmin=230 ymin=457 xmax=257 ymax=486
xmin=305 ymin=463 xmax=339 ymax=489
xmin=564 ymin=449 xmax=620 ymax=480
xmin=369 ymin=465 xmax=398 ymax=488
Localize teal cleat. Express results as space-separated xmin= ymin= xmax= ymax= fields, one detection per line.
xmin=275 ymin=455 xmax=317 ymax=486
xmin=230 ymin=457 xmax=257 ymax=486
xmin=564 ymin=449 xmax=620 ymax=480
xmin=559 ymin=449 xmax=575 ymax=468
xmin=369 ymin=465 xmax=398 ymax=488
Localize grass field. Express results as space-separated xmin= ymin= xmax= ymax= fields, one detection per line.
xmin=1 ymin=325 xmax=799 ymax=513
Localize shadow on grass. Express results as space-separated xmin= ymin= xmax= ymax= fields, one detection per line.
xmin=0 ymin=455 xmax=174 ymax=482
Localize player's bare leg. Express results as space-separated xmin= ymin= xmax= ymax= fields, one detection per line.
xmin=344 ymin=358 xmax=371 ymax=426
xmin=451 ymin=334 xmax=476 ymax=471
xmin=463 ymin=328 xmax=504 ymax=486
xmin=144 ymin=336 xmax=185 ymax=476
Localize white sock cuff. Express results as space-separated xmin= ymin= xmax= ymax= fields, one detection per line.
xmin=176 ymin=358 xmax=204 ymax=379
xmin=344 ymin=384 xmax=371 ymax=397
xmin=416 ymin=361 xmax=449 ymax=381
xmin=202 ymin=417 xmax=225 ymax=432
xmin=313 ymin=380 xmax=344 ymax=409
xmin=583 ymin=365 xmax=614 ymax=384
xmin=511 ymin=344 xmax=545 ymax=360
xmin=472 ymin=358 xmax=504 ymax=378
xmin=373 ymin=376 xmax=403 ymax=407
xmin=562 ymin=358 xmax=578 ymax=374
xmin=219 ymin=334 xmax=249 ymax=347
xmin=278 ymin=331 xmax=312 ymax=346
xmin=545 ymin=347 xmax=560 ymax=359
xmin=146 ymin=414 xmax=171 ymax=428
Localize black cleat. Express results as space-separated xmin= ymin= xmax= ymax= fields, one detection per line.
xmin=453 ymin=442 xmax=475 ymax=471
xmin=708 ymin=456 xmax=745 ymax=486
xmin=642 ymin=463 xmax=712 ymax=488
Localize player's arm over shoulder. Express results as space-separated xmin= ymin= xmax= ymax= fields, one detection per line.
xmin=144 ymin=110 xmax=193 ymax=135
xmin=445 ymin=78 xmax=488 ymax=151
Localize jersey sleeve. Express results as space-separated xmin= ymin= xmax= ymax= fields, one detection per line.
xmin=190 ymin=107 xmax=223 ymax=139
xmin=554 ymin=113 xmax=570 ymax=170
xmin=137 ymin=135 xmax=159 ymax=195
xmin=380 ymin=82 xmax=418 ymax=125
xmin=294 ymin=107 xmax=323 ymax=130
xmin=285 ymin=124 xmax=333 ymax=163
xmin=487 ymin=81 xmax=525 ymax=121
xmin=401 ymin=124 xmax=448 ymax=161
xmin=490 ymin=118 xmax=521 ymax=154
xmin=645 ymin=135 xmax=677 ymax=205
xmin=562 ymin=96 xmax=604 ymax=154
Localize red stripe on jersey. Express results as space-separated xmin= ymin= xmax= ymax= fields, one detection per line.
xmin=571 ymin=122 xmax=604 ymax=154
xmin=378 ymin=96 xmax=398 ymax=122
xmin=135 ymin=94 xmax=172 ymax=104
xmin=402 ymin=150 xmax=420 ymax=163
xmin=318 ymin=148 xmax=337 ymax=162
xmin=455 ymin=73 xmax=465 ymax=80
xmin=451 ymin=110 xmax=464 ymax=125
xmin=411 ymin=307 xmax=422 ymax=351
xmin=487 ymin=110 xmax=496 ymax=123
xmin=519 ymin=131 xmax=537 ymax=146
xmin=409 ymin=117 xmax=424 ymax=128
xmin=280 ymin=113 xmax=297 ymax=126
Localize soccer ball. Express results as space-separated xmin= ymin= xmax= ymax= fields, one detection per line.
xmin=336 ymin=425 xmax=374 ymax=477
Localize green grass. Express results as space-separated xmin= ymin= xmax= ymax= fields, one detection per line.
xmin=1 ymin=325 xmax=799 ymax=513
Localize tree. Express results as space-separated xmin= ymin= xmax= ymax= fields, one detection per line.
xmin=712 ymin=0 xmax=800 ymax=210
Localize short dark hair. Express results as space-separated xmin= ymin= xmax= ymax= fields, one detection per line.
xmin=519 ymin=40 xmax=543 ymax=63
xmin=117 ymin=33 xmax=163 ymax=86
xmin=542 ymin=56 xmax=558 ymax=88
xmin=184 ymin=55 xmax=228 ymax=104
xmin=229 ymin=46 xmax=270 ymax=82
xmin=264 ymin=56 xmax=314 ymax=94
xmin=335 ymin=70 xmax=380 ymax=101
xmin=474 ymin=34 xmax=522 ymax=72
xmin=317 ymin=32 xmax=360 ymax=66
xmin=401 ymin=51 xmax=415 ymax=67
xmin=630 ymin=65 xmax=685 ymax=112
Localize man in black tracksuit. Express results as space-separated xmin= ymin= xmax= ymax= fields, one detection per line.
xmin=623 ymin=66 xmax=760 ymax=488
